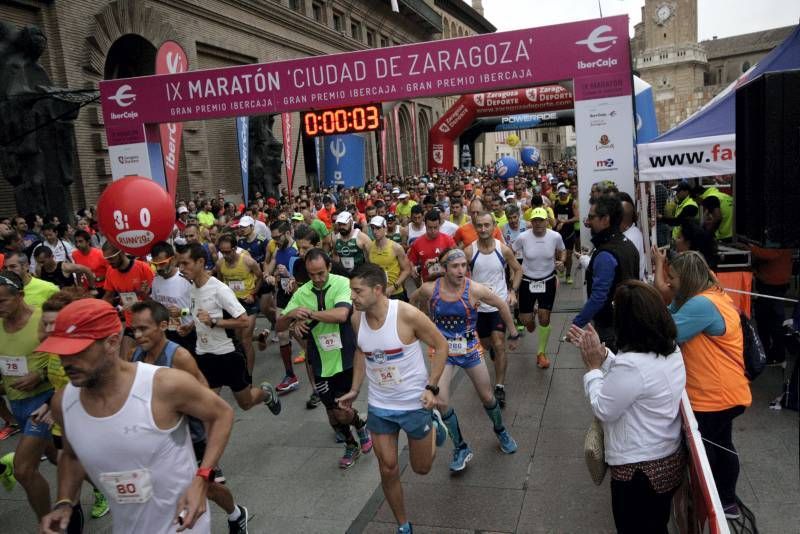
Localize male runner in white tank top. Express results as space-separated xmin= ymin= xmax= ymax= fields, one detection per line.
xmin=37 ymin=299 xmax=235 ymax=534
xmin=464 ymin=212 xmax=522 ymax=407
xmin=337 ymin=263 xmax=449 ymax=534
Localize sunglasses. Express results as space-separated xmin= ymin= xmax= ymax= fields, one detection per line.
xmin=103 ymin=250 xmax=121 ymax=260
xmin=150 ymin=256 xmax=173 ymax=267
xmin=0 ymin=275 xmax=21 ymax=290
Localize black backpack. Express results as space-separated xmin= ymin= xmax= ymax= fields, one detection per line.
xmin=740 ymin=312 xmax=767 ymax=381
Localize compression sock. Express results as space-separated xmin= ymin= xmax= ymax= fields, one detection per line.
xmin=228 ymin=505 xmax=242 ymax=522
xmin=351 ymin=408 xmax=367 ymax=429
xmin=537 ymin=324 xmax=551 ymax=354
xmin=442 ymin=408 xmax=465 ymax=449
xmin=483 ymin=399 xmax=505 ymax=433
xmin=279 ymin=344 xmax=294 ymax=375
xmin=336 ymin=422 xmax=357 ymax=446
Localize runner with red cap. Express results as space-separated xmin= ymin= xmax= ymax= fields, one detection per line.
xmin=37 ymin=298 xmax=235 ymax=534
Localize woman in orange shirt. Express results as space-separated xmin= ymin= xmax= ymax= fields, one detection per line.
xmin=654 ymin=249 xmax=751 ymax=519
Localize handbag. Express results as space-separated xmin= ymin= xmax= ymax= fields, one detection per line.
xmin=740 ymin=312 xmax=767 ymax=381
xmin=584 ymin=417 xmax=607 ymax=485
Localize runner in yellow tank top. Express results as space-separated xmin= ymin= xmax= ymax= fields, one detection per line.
xmin=368 ymin=216 xmax=412 ymax=300
xmin=218 ymin=250 xmax=256 ymax=299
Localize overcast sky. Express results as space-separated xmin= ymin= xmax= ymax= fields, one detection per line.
xmin=482 ymin=0 xmax=800 ymax=41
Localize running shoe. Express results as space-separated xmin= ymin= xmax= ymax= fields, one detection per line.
xmin=292 ymin=350 xmax=306 ymax=364
xmin=0 ymin=424 xmax=20 ymax=440
xmin=306 ymin=393 xmax=321 ymax=409
xmin=270 ymin=331 xmax=279 ymax=343
xmin=566 ymin=275 xmax=573 ymax=285
xmin=228 ymin=504 xmax=249 ymax=534
xmin=334 ymin=430 xmax=347 ymax=443
xmin=0 ymin=452 xmax=15 ymax=492
xmin=723 ymin=502 xmax=741 ymax=520
xmin=356 ymin=426 xmax=373 ymax=454
xmin=431 ymin=409 xmax=449 ymax=447
xmin=397 ymin=522 xmax=413 ymax=534
xmin=260 ymin=381 xmax=282 ymax=415
xmin=496 ymin=429 xmax=518 ymax=454
xmin=516 ymin=323 xmax=525 ymax=334
xmin=276 ymin=374 xmax=300 ymax=395
xmin=339 ymin=444 xmax=361 ymax=469
xmin=449 ymin=445 xmax=473 ymax=472
xmin=536 ymin=352 xmax=551 ymax=369
xmin=91 ymin=488 xmax=109 ymax=518
xmin=494 ymin=385 xmax=506 ymax=408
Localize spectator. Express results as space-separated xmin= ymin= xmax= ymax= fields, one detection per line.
xmin=570 ymin=280 xmax=685 ymax=534
xmin=652 ymin=249 xmax=751 ymax=519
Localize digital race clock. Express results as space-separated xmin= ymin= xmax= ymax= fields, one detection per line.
xmin=301 ymin=104 xmax=383 ymax=137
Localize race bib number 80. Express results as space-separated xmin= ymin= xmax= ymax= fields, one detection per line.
xmin=100 ymin=468 xmax=153 ymax=504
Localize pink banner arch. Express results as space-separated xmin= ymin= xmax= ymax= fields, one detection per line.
xmin=428 ymin=85 xmax=573 ymax=172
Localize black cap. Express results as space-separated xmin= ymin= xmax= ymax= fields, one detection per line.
xmin=386 ymin=213 xmax=396 ymax=221
xmin=675 ymin=181 xmax=692 ymax=192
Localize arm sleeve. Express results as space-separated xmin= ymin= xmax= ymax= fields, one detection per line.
xmin=583 ymin=356 xmax=644 ymax=423
xmin=573 ymin=252 xmax=617 ymax=327
xmin=671 ymin=296 xmax=726 ymax=343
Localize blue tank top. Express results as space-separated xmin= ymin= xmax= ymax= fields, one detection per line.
xmin=429 ymin=278 xmax=479 ymax=353
xmin=201 ymin=242 xmax=215 ymax=270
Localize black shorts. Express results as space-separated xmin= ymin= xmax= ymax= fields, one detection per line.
xmin=389 ymin=289 xmax=408 ymax=302
xmin=237 ymin=298 xmax=260 ymax=316
xmin=560 ymin=232 xmax=576 ymax=250
xmin=195 ymin=351 xmax=252 ymax=392
xmin=276 ymin=288 xmax=292 ymax=309
xmin=519 ymin=274 xmax=557 ymax=313
xmin=166 ymin=328 xmax=197 ymax=354
xmin=476 ymin=311 xmax=506 ymax=338
xmin=314 ymin=368 xmax=354 ymax=410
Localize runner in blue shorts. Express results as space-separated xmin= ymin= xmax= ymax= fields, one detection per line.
xmin=410 ymin=248 xmax=520 ymax=474
xmin=338 ymin=264 xmax=449 ymax=534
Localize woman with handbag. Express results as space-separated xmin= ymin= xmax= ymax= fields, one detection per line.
xmin=653 ymin=248 xmax=752 ymax=519
xmin=569 ymin=280 xmax=686 ymax=534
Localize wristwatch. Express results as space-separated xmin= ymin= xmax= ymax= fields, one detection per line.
xmin=508 ymin=332 xmax=521 ymax=341
xmin=425 ymin=384 xmax=440 ymax=396
xmin=195 ymin=467 xmax=214 ymax=482
xmin=210 ymin=318 xmax=218 ymax=328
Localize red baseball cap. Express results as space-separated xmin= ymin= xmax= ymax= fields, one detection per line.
xmin=36 ymin=299 xmax=123 ymax=356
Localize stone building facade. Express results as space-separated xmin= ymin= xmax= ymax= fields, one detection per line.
xmin=632 ymin=0 xmax=795 ymax=133
xmin=0 ymin=0 xmax=494 ymax=217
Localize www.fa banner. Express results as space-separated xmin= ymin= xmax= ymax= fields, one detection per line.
xmin=324 ymin=134 xmax=364 ymax=188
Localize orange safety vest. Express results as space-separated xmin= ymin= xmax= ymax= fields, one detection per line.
xmin=680 ymin=288 xmax=752 ymax=412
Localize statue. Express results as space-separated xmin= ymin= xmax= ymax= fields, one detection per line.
xmin=248 ymin=114 xmax=283 ymax=200
xmin=0 ymin=23 xmax=79 ymax=220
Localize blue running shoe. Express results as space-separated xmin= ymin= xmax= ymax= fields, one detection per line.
xmin=431 ymin=409 xmax=449 ymax=447
xmin=397 ymin=521 xmax=413 ymax=533
xmin=497 ymin=429 xmax=518 ymax=454
xmin=449 ymin=445 xmax=473 ymax=472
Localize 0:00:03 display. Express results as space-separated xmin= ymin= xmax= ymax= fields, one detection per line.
xmin=302 ymin=105 xmax=382 ymax=136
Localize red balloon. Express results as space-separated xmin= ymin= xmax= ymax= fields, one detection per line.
xmin=97 ymin=176 xmax=175 ymax=255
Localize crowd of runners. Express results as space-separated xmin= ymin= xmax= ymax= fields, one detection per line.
xmin=0 ymin=159 xmax=757 ymax=533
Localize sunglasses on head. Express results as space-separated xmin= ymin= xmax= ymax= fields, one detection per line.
xmin=0 ymin=275 xmax=21 ymax=290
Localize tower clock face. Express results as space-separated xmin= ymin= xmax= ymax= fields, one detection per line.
xmin=655 ymin=4 xmax=673 ymax=25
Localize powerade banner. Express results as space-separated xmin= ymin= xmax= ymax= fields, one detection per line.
xmin=236 ymin=116 xmax=249 ymax=203
xmin=155 ymin=41 xmax=188 ymax=200
xmin=324 ymin=134 xmax=364 ymax=188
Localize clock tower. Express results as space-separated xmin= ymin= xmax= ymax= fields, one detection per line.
xmin=632 ymin=0 xmax=709 ymax=131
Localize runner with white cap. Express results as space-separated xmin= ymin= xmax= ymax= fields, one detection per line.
xmin=367 ymin=216 xmax=412 ymax=301
xmin=332 ymin=211 xmax=371 ymax=276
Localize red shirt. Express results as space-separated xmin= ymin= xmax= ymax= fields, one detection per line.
xmin=317 ymin=207 xmax=334 ymax=230
xmin=104 ymin=259 xmax=154 ymax=326
xmin=407 ymin=232 xmax=456 ymax=282
xmin=72 ymin=247 xmax=109 ymax=287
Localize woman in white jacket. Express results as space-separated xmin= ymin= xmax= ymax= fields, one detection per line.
xmin=569 ymin=280 xmax=686 ymax=534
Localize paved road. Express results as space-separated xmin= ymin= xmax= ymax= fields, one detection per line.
xmin=1 ymin=276 xmax=797 ymax=533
